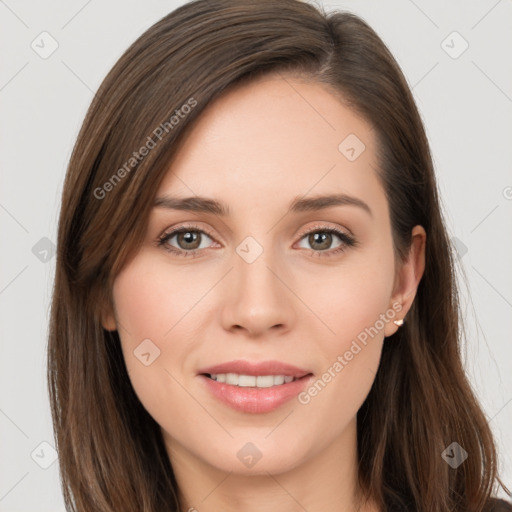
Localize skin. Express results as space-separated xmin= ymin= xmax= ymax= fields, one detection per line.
xmin=102 ymin=72 xmax=426 ymax=512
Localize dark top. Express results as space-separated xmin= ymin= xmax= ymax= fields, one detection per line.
xmin=484 ymin=498 xmax=512 ymax=511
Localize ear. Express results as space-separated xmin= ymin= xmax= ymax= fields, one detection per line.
xmin=384 ymin=225 xmax=426 ymax=338
xmin=100 ymin=296 xmax=117 ymax=331
xmin=101 ymin=311 xmax=117 ymax=331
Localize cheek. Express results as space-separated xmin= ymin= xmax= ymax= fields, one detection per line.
xmin=111 ymin=253 xmax=209 ymax=343
xmin=298 ymin=245 xmax=394 ymax=408
xmin=306 ymin=250 xmax=395 ymax=348
xmin=110 ymin=255 xmax=193 ymax=414
xmin=110 ymin=261 xmax=225 ymax=470
xmin=294 ymin=273 xmax=390 ymax=439
xmin=313 ymin=272 xmax=389 ymax=378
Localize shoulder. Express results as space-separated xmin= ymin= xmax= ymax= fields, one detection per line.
xmin=483 ymin=498 xmax=512 ymax=512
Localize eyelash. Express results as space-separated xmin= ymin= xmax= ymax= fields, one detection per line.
xmin=156 ymin=223 xmax=358 ymax=259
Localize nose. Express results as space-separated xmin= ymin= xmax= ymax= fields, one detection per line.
xmin=220 ymin=246 xmax=296 ymax=338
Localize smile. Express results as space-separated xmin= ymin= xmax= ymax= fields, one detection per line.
xmin=199 ymin=372 xmax=313 ymax=414
xmin=206 ymin=373 xmax=298 ymax=387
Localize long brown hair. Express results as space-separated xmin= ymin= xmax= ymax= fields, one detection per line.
xmin=47 ymin=1 xmax=511 ymax=510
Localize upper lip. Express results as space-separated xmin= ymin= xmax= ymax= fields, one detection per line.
xmin=197 ymin=360 xmax=312 ymax=378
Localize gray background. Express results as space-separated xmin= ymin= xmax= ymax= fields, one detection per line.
xmin=1 ymin=0 xmax=511 ymax=510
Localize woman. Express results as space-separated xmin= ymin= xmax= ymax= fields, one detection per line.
xmin=47 ymin=0 xmax=511 ymax=510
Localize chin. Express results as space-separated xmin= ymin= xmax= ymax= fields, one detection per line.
xmin=195 ymin=431 xmax=312 ymax=476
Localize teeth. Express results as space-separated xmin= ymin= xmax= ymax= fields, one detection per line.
xmin=209 ymin=373 xmax=298 ymax=387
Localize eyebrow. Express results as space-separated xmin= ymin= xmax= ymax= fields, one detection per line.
xmin=153 ymin=193 xmax=373 ymax=218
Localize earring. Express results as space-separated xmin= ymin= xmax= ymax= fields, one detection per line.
xmin=393 ymin=318 xmax=404 ymax=327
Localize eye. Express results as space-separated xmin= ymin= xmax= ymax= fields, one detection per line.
xmin=296 ymin=225 xmax=357 ymax=258
xmin=157 ymin=224 xmax=217 ymax=258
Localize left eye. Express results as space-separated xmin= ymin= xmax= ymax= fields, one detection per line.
xmin=297 ymin=229 xmax=347 ymax=252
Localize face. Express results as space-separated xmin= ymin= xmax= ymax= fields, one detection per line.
xmin=103 ymin=73 xmax=414 ymax=476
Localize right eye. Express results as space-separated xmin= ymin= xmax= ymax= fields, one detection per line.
xmin=157 ymin=224 xmax=218 ymax=257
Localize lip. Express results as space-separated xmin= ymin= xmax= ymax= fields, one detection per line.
xmin=197 ymin=359 xmax=311 ymax=378
xmin=197 ymin=360 xmax=313 ymax=414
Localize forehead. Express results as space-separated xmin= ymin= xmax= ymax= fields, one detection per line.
xmin=157 ymin=74 xmax=383 ymax=213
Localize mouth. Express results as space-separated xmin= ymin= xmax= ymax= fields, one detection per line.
xmin=196 ymin=360 xmax=314 ymax=413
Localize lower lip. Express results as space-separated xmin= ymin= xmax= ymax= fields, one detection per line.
xmin=199 ymin=374 xmax=313 ymax=413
